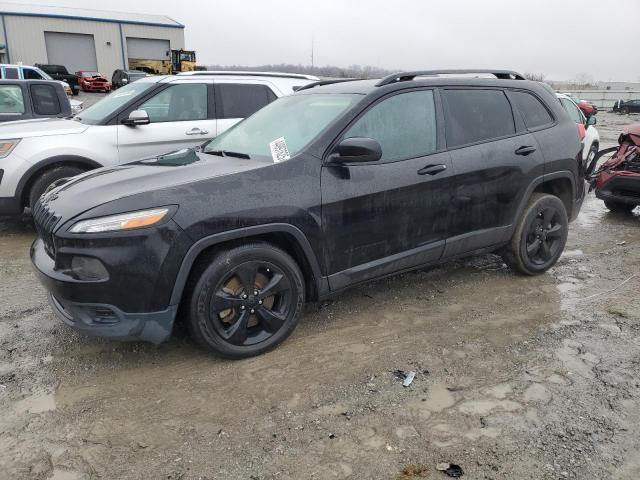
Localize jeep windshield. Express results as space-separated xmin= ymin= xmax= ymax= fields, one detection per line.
xmin=74 ymin=81 xmax=155 ymax=124
xmin=203 ymin=94 xmax=360 ymax=161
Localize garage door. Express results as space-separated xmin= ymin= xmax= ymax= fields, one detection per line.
xmin=126 ymin=38 xmax=170 ymax=60
xmin=45 ymin=32 xmax=97 ymax=73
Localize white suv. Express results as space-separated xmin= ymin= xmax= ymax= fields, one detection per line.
xmin=0 ymin=72 xmax=317 ymax=215
xmin=556 ymin=93 xmax=599 ymax=167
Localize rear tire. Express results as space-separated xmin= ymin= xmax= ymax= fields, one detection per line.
xmin=502 ymin=193 xmax=568 ymax=275
xmin=186 ymin=243 xmax=305 ymax=359
xmin=604 ymin=201 xmax=636 ymax=214
xmin=28 ymin=165 xmax=85 ymax=210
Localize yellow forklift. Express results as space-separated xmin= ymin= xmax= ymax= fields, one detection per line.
xmin=128 ymin=49 xmax=197 ymax=75
xmin=171 ymin=49 xmax=196 ymax=73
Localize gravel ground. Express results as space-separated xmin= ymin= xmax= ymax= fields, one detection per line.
xmin=0 ymin=111 xmax=639 ymax=480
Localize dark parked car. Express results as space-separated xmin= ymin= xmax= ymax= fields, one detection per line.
xmin=31 ymin=69 xmax=584 ymax=358
xmin=0 ymin=79 xmax=71 ymax=122
xmin=612 ymin=99 xmax=640 ymax=115
xmin=35 ymin=64 xmax=80 ymax=96
xmin=111 ymin=69 xmax=147 ymax=89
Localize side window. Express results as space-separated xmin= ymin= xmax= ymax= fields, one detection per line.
xmin=24 ymin=68 xmax=44 ymax=80
xmin=216 ymin=84 xmax=277 ymax=119
xmin=4 ymin=67 xmax=19 ymax=79
xmin=138 ymin=83 xmax=207 ymax=123
xmin=30 ymin=84 xmax=61 ymax=115
xmin=560 ymin=98 xmax=583 ymax=124
xmin=508 ymin=91 xmax=553 ymax=129
xmin=344 ymin=90 xmax=437 ymax=162
xmin=443 ymin=89 xmax=515 ymax=147
xmin=0 ymin=85 xmax=26 ymax=114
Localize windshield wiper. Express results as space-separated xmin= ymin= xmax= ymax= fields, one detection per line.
xmin=205 ymin=150 xmax=251 ymax=159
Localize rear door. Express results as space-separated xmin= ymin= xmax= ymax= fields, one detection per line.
xmin=442 ymin=87 xmax=545 ymax=257
xmin=321 ymin=89 xmax=453 ymax=288
xmin=116 ymin=81 xmax=216 ymax=162
xmin=214 ymin=81 xmax=278 ymax=135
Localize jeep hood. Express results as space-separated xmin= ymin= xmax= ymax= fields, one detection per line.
xmin=0 ymin=117 xmax=88 ymax=139
xmin=43 ymin=149 xmax=271 ymax=227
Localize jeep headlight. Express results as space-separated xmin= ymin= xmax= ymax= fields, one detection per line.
xmin=0 ymin=139 xmax=20 ymax=158
xmin=69 ymin=208 xmax=169 ymax=233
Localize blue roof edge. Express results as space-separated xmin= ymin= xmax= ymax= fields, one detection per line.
xmin=0 ymin=10 xmax=185 ymax=28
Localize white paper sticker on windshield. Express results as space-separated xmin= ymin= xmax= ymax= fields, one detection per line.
xmin=269 ymin=137 xmax=291 ymax=163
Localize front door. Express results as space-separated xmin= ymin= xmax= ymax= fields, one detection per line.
xmin=321 ymin=89 xmax=453 ymax=289
xmin=117 ymin=82 xmax=216 ymax=162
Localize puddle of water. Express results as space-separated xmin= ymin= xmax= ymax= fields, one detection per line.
xmin=14 ymin=391 xmax=56 ymax=414
xmin=458 ymin=398 xmax=522 ymax=415
xmin=49 ymin=469 xmax=84 ymax=480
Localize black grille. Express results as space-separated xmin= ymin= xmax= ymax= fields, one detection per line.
xmin=32 ymin=200 xmax=60 ymax=258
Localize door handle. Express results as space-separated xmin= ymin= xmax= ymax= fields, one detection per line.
xmin=186 ymin=127 xmax=209 ymax=135
xmin=515 ymin=145 xmax=536 ymax=156
xmin=417 ymin=164 xmax=447 ymax=176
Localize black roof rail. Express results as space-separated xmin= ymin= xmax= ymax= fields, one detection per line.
xmin=375 ymin=69 xmax=526 ymax=87
xmin=294 ymin=78 xmax=360 ymax=92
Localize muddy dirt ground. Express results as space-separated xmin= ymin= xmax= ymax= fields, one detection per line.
xmin=1 ymin=112 xmax=640 ymax=480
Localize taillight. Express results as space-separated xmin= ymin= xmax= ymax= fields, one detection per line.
xmin=577 ymin=123 xmax=586 ymax=140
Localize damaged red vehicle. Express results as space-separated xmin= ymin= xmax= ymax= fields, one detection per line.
xmin=589 ymin=124 xmax=640 ymax=213
xmin=75 ymin=70 xmax=111 ymax=92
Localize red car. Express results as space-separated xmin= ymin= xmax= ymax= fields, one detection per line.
xmin=589 ymin=124 xmax=640 ymax=213
xmin=577 ymin=99 xmax=598 ymax=118
xmin=75 ymin=70 xmax=111 ymax=92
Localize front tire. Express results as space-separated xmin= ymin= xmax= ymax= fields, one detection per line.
xmin=28 ymin=165 xmax=85 ymax=210
xmin=502 ymin=193 xmax=568 ymax=275
xmin=186 ymin=243 xmax=305 ymax=358
xmin=604 ymin=200 xmax=636 ymax=214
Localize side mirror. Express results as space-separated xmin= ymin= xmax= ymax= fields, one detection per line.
xmin=122 ymin=109 xmax=150 ymax=126
xmin=333 ymin=137 xmax=382 ymax=163
xmin=586 ymin=115 xmax=597 ymax=126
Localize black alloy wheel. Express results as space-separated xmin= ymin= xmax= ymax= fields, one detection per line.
xmin=524 ymin=207 xmax=564 ymax=266
xmin=209 ymin=261 xmax=292 ymax=346
xmin=187 ymin=243 xmax=305 ymax=358
xmin=502 ymin=193 xmax=568 ymax=275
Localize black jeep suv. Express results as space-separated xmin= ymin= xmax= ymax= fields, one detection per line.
xmin=31 ymin=70 xmax=585 ymax=358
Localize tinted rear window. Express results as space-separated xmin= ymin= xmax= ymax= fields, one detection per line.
xmin=31 ymin=84 xmax=61 ymax=115
xmin=216 ymin=84 xmax=277 ymax=119
xmin=509 ymin=91 xmax=553 ymax=129
xmin=443 ymin=89 xmax=515 ymax=147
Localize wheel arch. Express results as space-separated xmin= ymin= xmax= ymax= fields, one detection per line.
xmin=170 ymin=224 xmax=328 ymax=307
xmin=18 ymin=155 xmax=102 ymax=208
xmin=530 ymin=173 xmax=575 ymax=219
xmin=513 ymin=173 xmax=576 ymax=232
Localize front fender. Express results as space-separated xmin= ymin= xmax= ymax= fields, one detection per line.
xmin=168 ymin=223 xmax=327 ymax=306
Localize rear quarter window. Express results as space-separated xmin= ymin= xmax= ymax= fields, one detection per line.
xmin=508 ymin=90 xmax=554 ymax=129
xmin=443 ymin=89 xmax=515 ymax=147
xmin=216 ymin=83 xmax=277 ymax=119
xmin=30 ymin=84 xmax=61 ymax=115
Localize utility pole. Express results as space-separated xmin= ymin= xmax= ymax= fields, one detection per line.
xmin=311 ymin=35 xmax=314 ymax=68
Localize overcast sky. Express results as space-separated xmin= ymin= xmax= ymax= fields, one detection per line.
xmin=27 ymin=0 xmax=639 ymax=81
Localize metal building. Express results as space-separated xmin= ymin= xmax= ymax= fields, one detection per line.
xmin=0 ymin=2 xmax=185 ymax=76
